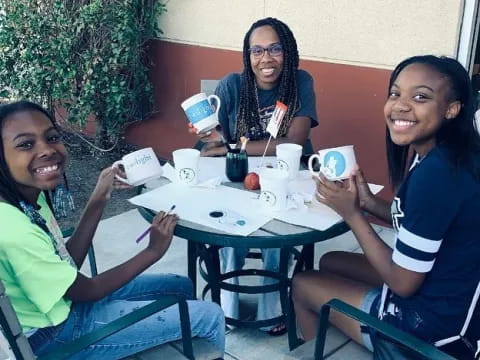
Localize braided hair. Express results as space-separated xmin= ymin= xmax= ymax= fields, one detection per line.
xmin=0 ymin=101 xmax=66 ymax=233
xmin=236 ymin=17 xmax=300 ymax=140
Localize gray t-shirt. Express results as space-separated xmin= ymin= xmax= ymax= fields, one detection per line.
xmin=214 ymin=69 xmax=318 ymax=154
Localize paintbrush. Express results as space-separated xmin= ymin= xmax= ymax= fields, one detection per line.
xmin=240 ymin=136 xmax=249 ymax=152
xmin=135 ymin=205 xmax=176 ymax=244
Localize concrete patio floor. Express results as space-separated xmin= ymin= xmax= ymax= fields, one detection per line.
xmin=80 ymin=209 xmax=394 ymax=359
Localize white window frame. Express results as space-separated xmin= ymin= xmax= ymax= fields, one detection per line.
xmin=457 ymin=0 xmax=480 ymax=74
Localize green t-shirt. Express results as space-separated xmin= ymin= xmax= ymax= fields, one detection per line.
xmin=0 ymin=193 xmax=77 ymax=332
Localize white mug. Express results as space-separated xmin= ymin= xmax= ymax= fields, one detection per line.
xmin=308 ymin=145 xmax=357 ymax=180
xmin=112 ymin=147 xmax=163 ymax=186
xmin=172 ymin=148 xmax=200 ymax=185
xmin=181 ymin=92 xmax=221 ymax=133
xmin=258 ymin=168 xmax=289 ymax=211
xmin=276 ymin=143 xmax=302 ymax=180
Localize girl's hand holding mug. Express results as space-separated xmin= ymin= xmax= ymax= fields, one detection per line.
xmin=313 ymin=171 xmax=361 ymax=222
xmin=91 ymin=167 xmax=132 ymax=203
xmin=187 ymin=123 xmax=222 ymax=143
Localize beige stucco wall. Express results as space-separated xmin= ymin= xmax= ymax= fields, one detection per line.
xmin=158 ymin=0 xmax=463 ymax=69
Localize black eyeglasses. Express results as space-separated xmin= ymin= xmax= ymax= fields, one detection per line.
xmin=248 ymin=43 xmax=283 ymax=58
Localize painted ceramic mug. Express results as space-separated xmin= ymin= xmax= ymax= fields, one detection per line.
xmin=308 ymin=145 xmax=357 ymax=181
xmin=181 ymin=92 xmax=221 ymax=133
xmin=258 ymin=168 xmax=289 ymax=211
xmin=112 ymin=147 xmax=163 ymax=186
xmin=172 ymin=148 xmax=200 ymax=185
xmin=276 ymin=143 xmax=302 ymax=180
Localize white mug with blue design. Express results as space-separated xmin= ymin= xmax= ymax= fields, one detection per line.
xmin=181 ymin=92 xmax=221 ymax=133
xmin=308 ymin=145 xmax=357 ymax=181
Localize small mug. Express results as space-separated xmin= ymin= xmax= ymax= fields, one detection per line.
xmin=258 ymin=168 xmax=289 ymax=211
xmin=226 ymin=149 xmax=248 ymax=182
xmin=112 ymin=147 xmax=163 ymax=186
xmin=308 ymin=145 xmax=357 ymax=180
xmin=181 ymin=92 xmax=221 ymax=133
xmin=172 ymin=148 xmax=200 ymax=185
xmin=276 ymin=143 xmax=302 ymax=180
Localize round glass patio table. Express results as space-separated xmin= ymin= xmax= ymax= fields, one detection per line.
xmin=136 ymin=177 xmax=350 ymax=348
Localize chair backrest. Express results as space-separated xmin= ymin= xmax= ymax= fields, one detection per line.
xmin=62 ymin=228 xmax=97 ymax=277
xmin=0 ymin=280 xmax=36 ymax=360
xmin=200 ymin=80 xmax=219 ymax=96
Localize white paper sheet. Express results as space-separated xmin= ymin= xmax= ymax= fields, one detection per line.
xmin=275 ymin=182 xmax=384 ymax=231
xmin=139 ymin=156 xmax=385 ymax=234
xmin=128 ymin=183 xmax=273 ymax=236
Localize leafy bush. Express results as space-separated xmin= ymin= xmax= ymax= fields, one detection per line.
xmin=0 ymin=0 xmax=166 ymax=146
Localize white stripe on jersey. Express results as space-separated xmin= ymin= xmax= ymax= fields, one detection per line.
xmin=398 ymin=226 xmax=442 ymax=253
xmin=392 ymin=249 xmax=435 ymax=272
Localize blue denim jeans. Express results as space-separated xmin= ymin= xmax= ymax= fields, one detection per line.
xmin=220 ymin=247 xmax=285 ymax=330
xmin=28 ymin=274 xmax=225 ymax=360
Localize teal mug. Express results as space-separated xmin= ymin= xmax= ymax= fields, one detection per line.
xmin=226 ymin=149 xmax=248 ymax=182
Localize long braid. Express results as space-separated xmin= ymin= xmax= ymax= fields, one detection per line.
xmin=236 ymin=17 xmax=300 ymax=140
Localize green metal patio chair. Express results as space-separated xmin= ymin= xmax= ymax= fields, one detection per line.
xmin=313 ymin=299 xmax=457 ymax=360
xmin=61 ymin=227 xmax=98 ymax=277
xmin=0 ymin=229 xmax=195 ymax=360
xmin=0 ymin=278 xmax=194 ymax=360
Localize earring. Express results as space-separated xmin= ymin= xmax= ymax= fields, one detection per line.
xmin=52 ymin=184 xmax=75 ymax=218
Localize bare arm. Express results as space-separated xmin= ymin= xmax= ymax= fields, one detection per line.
xmin=66 ymin=167 xmax=131 ymax=267
xmin=362 ymin=196 xmax=392 ymax=224
xmin=315 ymin=173 xmax=425 ymax=297
xmin=200 ymin=116 xmax=311 ymax=156
xmin=65 ymin=212 xmax=177 ymax=302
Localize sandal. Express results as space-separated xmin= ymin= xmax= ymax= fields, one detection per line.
xmin=267 ymin=322 xmax=287 ymax=336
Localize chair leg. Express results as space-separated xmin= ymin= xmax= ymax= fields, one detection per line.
xmin=188 ymin=242 xmax=198 ymax=299
xmin=178 ymin=298 xmax=194 ymax=360
xmin=88 ymin=245 xmax=98 ymax=276
xmin=314 ymin=304 xmax=331 ymax=360
xmin=287 ymin=288 xmax=305 ymax=351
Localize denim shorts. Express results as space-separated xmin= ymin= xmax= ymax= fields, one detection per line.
xmin=359 ymin=287 xmax=381 ymax=351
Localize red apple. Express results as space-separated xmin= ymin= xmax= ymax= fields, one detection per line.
xmin=244 ymin=172 xmax=260 ymax=190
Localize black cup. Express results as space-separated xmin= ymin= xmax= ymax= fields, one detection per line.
xmin=226 ymin=149 xmax=248 ymax=182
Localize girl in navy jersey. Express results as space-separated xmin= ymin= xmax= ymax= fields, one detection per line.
xmin=292 ymin=55 xmax=480 ymax=359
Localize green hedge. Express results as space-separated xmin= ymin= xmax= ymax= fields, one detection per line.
xmin=0 ymin=0 xmax=166 ymax=146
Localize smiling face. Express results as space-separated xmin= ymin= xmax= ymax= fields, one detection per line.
xmin=2 ymin=110 xmax=67 ymax=203
xmin=249 ymin=25 xmax=284 ymax=90
xmin=384 ymin=63 xmax=461 ymax=156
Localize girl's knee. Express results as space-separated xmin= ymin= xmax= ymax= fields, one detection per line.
xmin=318 ymin=251 xmax=348 ymax=271
xmin=177 ymin=275 xmax=194 ymax=298
xmin=191 ymin=300 xmax=224 ymax=323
